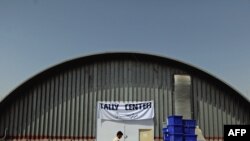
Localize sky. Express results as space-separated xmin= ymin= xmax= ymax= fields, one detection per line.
xmin=0 ymin=0 xmax=250 ymax=101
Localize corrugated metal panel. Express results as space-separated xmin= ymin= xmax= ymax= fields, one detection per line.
xmin=192 ymin=76 xmax=250 ymax=141
xmin=0 ymin=58 xmax=249 ymax=141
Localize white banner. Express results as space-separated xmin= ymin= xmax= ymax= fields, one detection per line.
xmin=97 ymin=101 xmax=154 ymax=120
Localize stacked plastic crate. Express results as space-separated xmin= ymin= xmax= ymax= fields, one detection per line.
xmin=183 ymin=119 xmax=197 ymax=141
xmin=162 ymin=115 xmax=197 ymax=141
xmin=162 ymin=115 xmax=183 ymax=141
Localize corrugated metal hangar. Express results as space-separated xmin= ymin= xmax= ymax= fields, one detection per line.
xmin=0 ymin=52 xmax=249 ymax=141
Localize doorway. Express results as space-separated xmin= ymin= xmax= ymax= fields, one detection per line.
xmin=139 ymin=129 xmax=153 ymax=141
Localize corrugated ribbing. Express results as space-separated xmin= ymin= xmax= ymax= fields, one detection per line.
xmin=0 ymin=59 xmax=249 ymax=141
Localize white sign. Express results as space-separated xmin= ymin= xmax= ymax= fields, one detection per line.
xmin=97 ymin=101 xmax=154 ymax=120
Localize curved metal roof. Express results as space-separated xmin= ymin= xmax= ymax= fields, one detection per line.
xmin=0 ymin=52 xmax=249 ymax=109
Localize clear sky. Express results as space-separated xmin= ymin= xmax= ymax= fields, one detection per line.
xmin=0 ymin=0 xmax=250 ymax=100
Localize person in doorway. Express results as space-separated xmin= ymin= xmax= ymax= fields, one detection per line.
xmin=112 ymin=131 xmax=123 ymax=141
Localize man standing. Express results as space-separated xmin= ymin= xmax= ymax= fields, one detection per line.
xmin=112 ymin=131 xmax=123 ymax=141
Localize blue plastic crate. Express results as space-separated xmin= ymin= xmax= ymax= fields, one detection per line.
xmin=183 ymin=119 xmax=196 ymax=127
xmin=184 ymin=127 xmax=195 ymax=134
xmin=169 ymin=133 xmax=183 ymax=141
xmin=163 ymin=134 xmax=170 ymax=141
xmin=184 ymin=134 xmax=197 ymax=141
xmin=168 ymin=115 xmax=183 ymax=125
xmin=168 ymin=125 xmax=183 ymax=134
xmin=162 ymin=127 xmax=169 ymax=133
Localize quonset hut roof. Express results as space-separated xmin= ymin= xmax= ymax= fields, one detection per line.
xmin=0 ymin=52 xmax=249 ymax=109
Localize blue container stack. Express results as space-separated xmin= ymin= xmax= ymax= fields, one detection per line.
xmin=162 ymin=115 xmax=197 ymax=141
xmin=183 ymin=119 xmax=197 ymax=141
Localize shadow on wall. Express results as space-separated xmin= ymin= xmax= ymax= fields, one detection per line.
xmin=0 ymin=128 xmax=7 ymax=141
